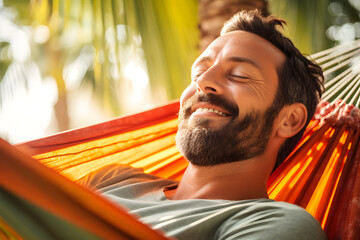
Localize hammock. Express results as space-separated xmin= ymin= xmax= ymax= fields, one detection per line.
xmin=1 ymin=40 xmax=360 ymax=240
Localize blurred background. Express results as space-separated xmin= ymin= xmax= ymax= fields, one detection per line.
xmin=0 ymin=0 xmax=359 ymax=144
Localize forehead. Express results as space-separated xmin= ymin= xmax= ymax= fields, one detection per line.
xmin=195 ymin=30 xmax=286 ymax=72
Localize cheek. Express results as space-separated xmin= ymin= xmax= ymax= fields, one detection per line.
xmin=231 ymin=87 xmax=255 ymax=113
xmin=231 ymin=86 xmax=271 ymax=119
xmin=180 ymin=83 xmax=197 ymax=107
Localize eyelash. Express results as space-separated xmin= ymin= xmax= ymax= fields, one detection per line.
xmin=192 ymin=69 xmax=252 ymax=82
xmin=229 ymin=74 xmax=250 ymax=79
xmin=228 ymin=74 xmax=252 ymax=83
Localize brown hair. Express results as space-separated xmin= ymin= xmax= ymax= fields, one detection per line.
xmin=221 ymin=10 xmax=324 ymax=170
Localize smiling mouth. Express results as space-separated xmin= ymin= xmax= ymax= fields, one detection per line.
xmin=194 ymin=107 xmax=231 ymax=117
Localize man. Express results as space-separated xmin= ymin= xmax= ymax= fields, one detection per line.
xmin=80 ymin=10 xmax=327 ymax=239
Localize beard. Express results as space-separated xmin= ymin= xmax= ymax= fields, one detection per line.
xmin=175 ymin=93 xmax=281 ymax=166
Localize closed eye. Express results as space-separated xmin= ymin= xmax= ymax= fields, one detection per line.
xmin=228 ymin=74 xmax=252 ymax=82
xmin=230 ymin=75 xmax=250 ymax=79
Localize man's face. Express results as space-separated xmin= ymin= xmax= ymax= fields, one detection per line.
xmin=176 ymin=31 xmax=286 ymax=166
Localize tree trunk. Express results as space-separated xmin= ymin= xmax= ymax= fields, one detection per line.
xmin=45 ymin=41 xmax=70 ymax=132
xmin=198 ymin=0 xmax=268 ymax=51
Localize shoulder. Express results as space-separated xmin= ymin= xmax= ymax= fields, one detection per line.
xmin=217 ymin=200 xmax=327 ymax=240
xmin=265 ymin=201 xmax=327 ymax=239
xmin=76 ymin=164 xmax=160 ymax=189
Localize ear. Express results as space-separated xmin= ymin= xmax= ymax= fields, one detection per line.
xmin=276 ymin=103 xmax=307 ymax=138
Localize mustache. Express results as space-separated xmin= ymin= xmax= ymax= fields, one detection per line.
xmin=179 ymin=93 xmax=239 ymax=119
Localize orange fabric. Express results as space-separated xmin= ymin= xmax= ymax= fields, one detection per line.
xmin=323 ymin=130 xmax=360 ymax=239
xmin=16 ymin=100 xmax=180 ymax=156
xmin=268 ymin=101 xmax=360 ymax=240
xmin=4 ymin=99 xmax=360 ymax=240
xmin=16 ymin=100 xmax=185 ymax=182
xmin=0 ymin=139 xmax=168 ymax=240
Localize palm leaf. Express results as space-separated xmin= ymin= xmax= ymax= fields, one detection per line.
xmin=268 ymin=0 xmax=332 ymax=54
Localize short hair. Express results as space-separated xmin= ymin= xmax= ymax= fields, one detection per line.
xmin=221 ymin=10 xmax=324 ymax=170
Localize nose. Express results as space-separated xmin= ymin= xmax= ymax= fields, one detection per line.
xmin=195 ymin=66 xmax=224 ymax=95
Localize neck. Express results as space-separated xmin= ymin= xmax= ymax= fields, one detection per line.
xmin=166 ymin=157 xmax=272 ymax=201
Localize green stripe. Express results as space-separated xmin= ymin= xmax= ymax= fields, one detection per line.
xmin=0 ymin=188 xmax=101 ymax=240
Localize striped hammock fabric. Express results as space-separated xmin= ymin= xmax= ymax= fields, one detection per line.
xmin=1 ymin=40 xmax=360 ymax=239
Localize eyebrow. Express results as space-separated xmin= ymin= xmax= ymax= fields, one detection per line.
xmin=227 ymin=56 xmax=261 ymax=70
xmin=195 ymin=55 xmax=260 ymax=70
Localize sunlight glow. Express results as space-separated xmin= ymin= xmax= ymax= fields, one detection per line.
xmin=116 ymin=24 xmax=127 ymax=43
xmin=123 ymin=61 xmax=149 ymax=90
xmin=64 ymin=45 xmax=95 ymax=89
xmin=0 ymin=74 xmax=57 ymax=144
xmin=316 ymin=142 xmax=324 ymax=151
xmin=0 ymin=12 xmax=58 ymax=144
xmin=268 ymin=162 xmax=301 ymax=200
xmin=121 ymin=59 xmax=155 ymax=113
xmin=33 ymin=25 xmax=50 ymax=44
xmin=289 ymin=157 xmax=313 ymax=189
xmin=0 ymin=13 xmax=31 ymax=62
xmin=306 ymin=143 xmax=342 ymax=220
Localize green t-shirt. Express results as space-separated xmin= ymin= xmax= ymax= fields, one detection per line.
xmin=79 ymin=164 xmax=327 ymax=240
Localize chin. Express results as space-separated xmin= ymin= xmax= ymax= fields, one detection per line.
xmin=187 ymin=117 xmax=230 ymax=131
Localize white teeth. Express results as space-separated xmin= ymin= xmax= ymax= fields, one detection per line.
xmin=195 ymin=108 xmax=227 ymax=116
